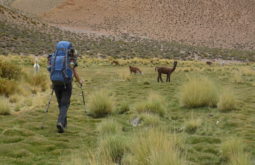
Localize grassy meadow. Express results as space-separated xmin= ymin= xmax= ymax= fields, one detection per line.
xmin=0 ymin=55 xmax=255 ymax=165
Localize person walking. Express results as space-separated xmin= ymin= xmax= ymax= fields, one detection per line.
xmin=48 ymin=41 xmax=83 ymax=133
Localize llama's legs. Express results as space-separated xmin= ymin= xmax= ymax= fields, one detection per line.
xmin=167 ymin=74 xmax=170 ymax=82
xmin=159 ymin=74 xmax=163 ymax=82
xmin=157 ymin=73 xmax=161 ymax=82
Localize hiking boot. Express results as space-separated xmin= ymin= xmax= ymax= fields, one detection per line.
xmin=57 ymin=122 xmax=64 ymax=133
xmin=63 ymin=118 xmax=67 ymax=128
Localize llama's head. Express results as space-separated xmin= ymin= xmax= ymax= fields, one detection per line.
xmin=174 ymin=61 xmax=178 ymax=66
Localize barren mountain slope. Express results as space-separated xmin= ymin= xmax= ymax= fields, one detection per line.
xmin=10 ymin=0 xmax=64 ymax=15
xmin=41 ymin=0 xmax=255 ymax=50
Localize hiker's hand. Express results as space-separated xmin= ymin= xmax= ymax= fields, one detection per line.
xmin=79 ymin=80 xmax=84 ymax=87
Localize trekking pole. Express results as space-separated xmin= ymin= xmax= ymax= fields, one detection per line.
xmin=76 ymin=82 xmax=86 ymax=110
xmin=81 ymin=84 xmax=85 ymax=107
xmin=40 ymin=88 xmax=54 ymax=129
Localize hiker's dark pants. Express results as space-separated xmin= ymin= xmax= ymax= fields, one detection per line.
xmin=54 ymin=83 xmax=72 ymax=127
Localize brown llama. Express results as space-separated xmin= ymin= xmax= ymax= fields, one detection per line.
xmin=156 ymin=61 xmax=177 ymax=82
xmin=111 ymin=60 xmax=120 ymax=65
xmin=206 ymin=61 xmax=213 ymax=65
xmin=129 ymin=66 xmax=143 ymax=74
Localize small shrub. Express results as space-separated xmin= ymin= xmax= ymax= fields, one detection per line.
xmin=184 ymin=118 xmax=202 ymax=133
xmin=134 ymin=93 xmax=166 ymax=116
xmin=98 ymin=135 xmax=128 ymax=163
xmin=87 ymin=90 xmax=115 ymax=118
xmin=0 ymin=78 xmax=18 ymax=96
xmin=179 ymin=76 xmax=218 ymax=108
xmin=217 ymin=90 xmax=237 ymax=112
xmin=97 ymin=119 xmax=122 ymax=135
xmin=0 ymin=59 xmax=21 ymax=80
xmin=0 ymin=96 xmax=11 ymax=115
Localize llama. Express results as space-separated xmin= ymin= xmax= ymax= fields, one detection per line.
xmin=33 ymin=57 xmax=40 ymax=73
xmin=129 ymin=66 xmax=143 ymax=74
xmin=156 ymin=61 xmax=177 ymax=82
xmin=111 ymin=60 xmax=120 ymax=65
xmin=206 ymin=61 xmax=212 ymax=65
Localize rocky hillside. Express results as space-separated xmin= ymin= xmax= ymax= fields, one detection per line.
xmin=39 ymin=0 xmax=255 ymax=50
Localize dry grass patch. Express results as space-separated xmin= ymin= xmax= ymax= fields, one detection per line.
xmin=184 ymin=118 xmax=202 ymax=133
xmin=9 ymin=94 xmax=21 ymax=103
xmin=98 ymin=135 xmax=128 ymax=164
xmin=240 ymin=67 xmax=255 ymax=76
xmin=232 ymin=71 xmax=243 ymax=83
xmin=221 ymin=137 xmax=252 ymax=165
xmin=0 ymin=78 xmax=18 ymax=96
xmin=97 ymin=119 xmax=122 ymax=135
xmin=179 ymin=76 xmax=218 ymax=108
xmin=117 ymin=70 xmax=131 ymax=81
xmin=62 ymin=152 xmax=114 ymax=165
xmin=217 ymin=89 xmax=237 ymax=112
xmin=0 ymin=96 xmax=11 ymax=115
xmin=117 ymin=102 xmax=130 ymax=114
xmin=87 ymin=90 xmax=115 ymax=118
xmin=25 ymin=73 xmax=48 ymax=92
xmin=134 ymin=92 xmax=166 ymax=117
xmin=0 ymin=59 xmax=21 ymax=80
xmin=127 ymin=129 xmax=186 ymax=165
xmin=140 ymin=113 xmax=162 ymax=127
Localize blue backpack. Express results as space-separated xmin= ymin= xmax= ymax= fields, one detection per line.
xmin=50 ymin=41 xmax=73 ymax=85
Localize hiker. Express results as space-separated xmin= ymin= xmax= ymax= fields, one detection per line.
xmin=47 ymin=41 xmax=83 ymax=133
